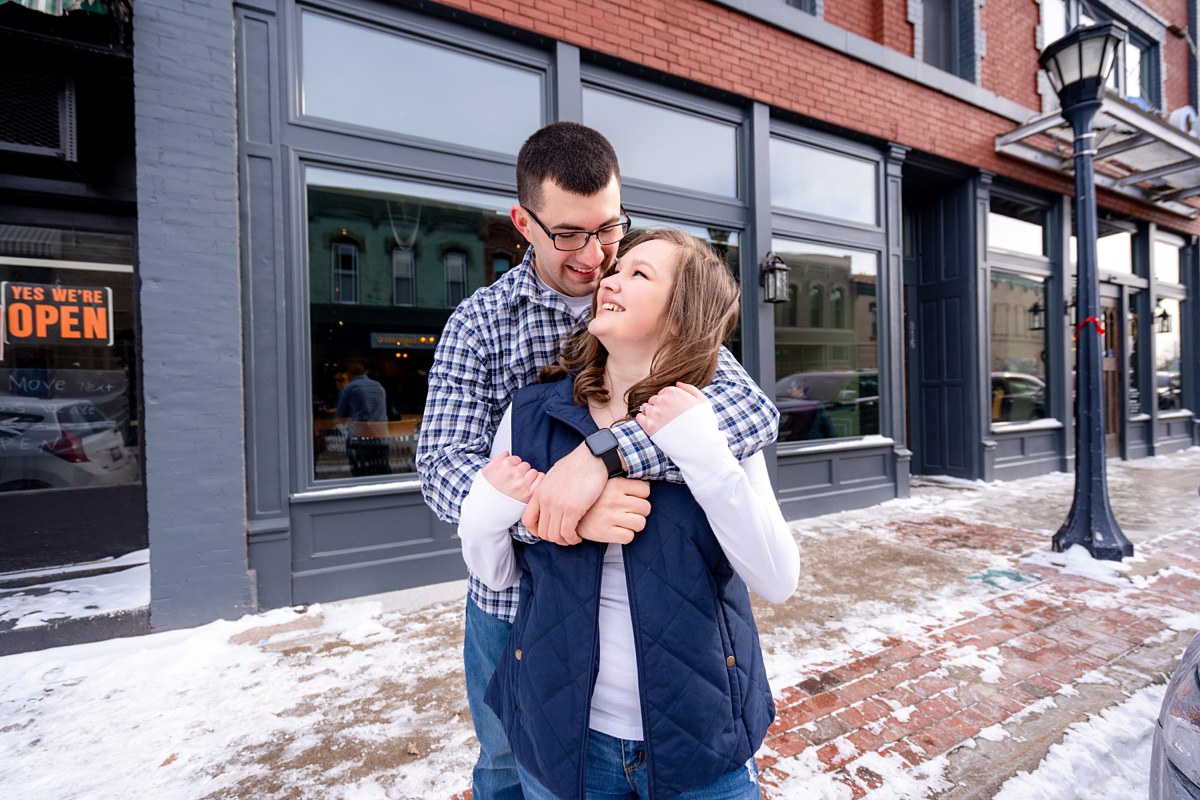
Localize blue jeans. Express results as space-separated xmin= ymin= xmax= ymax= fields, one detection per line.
xmin=464 ymin=598 xmax=525 ymax=800
xmin=516 ymin=729 xmax=761 ymax=800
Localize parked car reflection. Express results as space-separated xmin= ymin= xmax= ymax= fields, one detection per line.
xmin=0 ymin=396 xmax=139 ymax=492
xmin=991 ymin=372 xmax=1047 ymax=423
xmin=1158 ymin=372 xmax=1183 ymax=411
xmin=1150 ymin=630 xmax=1200 ymax=799
xmin=776 ymin=370 xmax=879 ymax=442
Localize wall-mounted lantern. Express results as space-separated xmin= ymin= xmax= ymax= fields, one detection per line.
xmin=1155 ymin=302 xmax=1172 ymax=333
xmin=760 ymin=252 xmax=790 ymax=304
xmin=1027 ymin=300 xmax=1046 ymax=331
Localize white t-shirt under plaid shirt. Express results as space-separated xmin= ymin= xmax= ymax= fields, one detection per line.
xmin=416 ymin=248 xmax=780 ymax=623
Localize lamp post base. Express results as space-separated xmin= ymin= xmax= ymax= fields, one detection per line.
xmin=1051 ymin=507 xmax=1134 ymax=561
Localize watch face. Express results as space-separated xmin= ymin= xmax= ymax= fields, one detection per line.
xmin=586 ymin=428 xmax=618 ymax=454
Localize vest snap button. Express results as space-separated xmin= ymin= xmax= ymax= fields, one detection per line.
xmin=515 ymin=648 xmax=523 ymax=661
xmin=726 ymin=655 xmax=735 ymax=667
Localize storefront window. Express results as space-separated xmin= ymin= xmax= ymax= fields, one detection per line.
xmin=990 ymin=272 xmax=1049 ymax=426
xmin=628 ymin=216 xmax=742 ymax=360
xmin=1096 ymin=231 xmax=1133 ymax=275
xmin=770 ymin=138 xmax=877 ymax=225
xmin=1154 ymin=238 xmax=1182 ymax=284
xmin=300 ymin=12 xmax=543 ymax=155
xmin=988 ymin=211 xmax=1045 ymax=256
xmin=772 ymin=239 xmax=879 ymax=442
xmin=582 ymin=88 xmax=738 ymax=198
xmin=307 ymin=168 xmax=518 ymax=481
xmin=1154 ymin=297 xmax=1186 ymax=412
xmin=0 ymin=225 xmax=139 ymax=493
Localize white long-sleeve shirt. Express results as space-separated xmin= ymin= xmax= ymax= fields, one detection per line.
xmin=457 ymin=400 xmax=800 ymax=739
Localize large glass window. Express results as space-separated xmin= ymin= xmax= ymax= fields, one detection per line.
xmin=1154 ymin=297 xmax=1186 ymax=412
xmin=772 ymin=239 xmax=879 ymax=442
xmin=307 ymin=168 xmax=519 ymax=481
xmin=582 ymin=88 xmax=738 ymax=198
xmin=988 ymin=201 xmax=1046 ymax=257
xmin=990 ymin=272 xmax=1049 ymax=426
xmin=300 ymin=12 xmax=543 ymax=155
xmin=628 ymin=216 xmax=742 ymax=360
xmin=770 ymin=137 xmax=877 ymax=225
xmin=1154 ymin=238 xmax=1182 ymax=285
xmin=0 ymin=225 xmax=140 ymax=493
xmin=1074 ymin=230 xmax=1134 ymax=275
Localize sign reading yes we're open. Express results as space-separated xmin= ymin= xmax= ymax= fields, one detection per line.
xmin=2 ymin=282 xmax=114 ymax=352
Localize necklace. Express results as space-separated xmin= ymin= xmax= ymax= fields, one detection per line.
xmin=590 ymin=399 xmax=624 ymax=428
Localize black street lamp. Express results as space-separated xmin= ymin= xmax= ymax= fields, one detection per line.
xmin=1039 ymin=22 xmax=1134 ymax=561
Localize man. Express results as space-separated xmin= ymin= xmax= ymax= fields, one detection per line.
xmin=416 ymin=121 xmax=779 ymax=799
xmin=336 ymin=360 xmax=389 ymax=476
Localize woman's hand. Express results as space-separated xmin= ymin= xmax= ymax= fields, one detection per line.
xmin=481 ymin=452 xmax=543 ymax=503
xmin=636 ymin=383 xmax=710 ymax=437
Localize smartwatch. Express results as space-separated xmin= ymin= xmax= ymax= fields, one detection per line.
xmin=584 ymin=428 xmax=626 ymax=478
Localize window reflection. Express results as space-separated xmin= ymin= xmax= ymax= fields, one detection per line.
xmin=307 ymin=168 xmax=519 ymax=480
xmin=1154 ymin=298 xmax=1185 ymax=412
xmin=988 ymin=212 xmax=1045 ymax=256
xmin=772 ymin=240 xmax=879 ymax=442
xmin=627 ymin=217 xmax=742 ymax=361
xmin=1154 ymin=239 xmax=1182 ymax=284
xmin=990 ymin=272 xmax=1049 ymax=426
xmin=582 ymin=88 xmax=738 ymax=197
xmin=770 ymin=138 xmax=877 ymax=225
xmin=0 ymin=226 xmax=140 ymax=493
xmin=301 ymin=12 xmax=543 ymax=155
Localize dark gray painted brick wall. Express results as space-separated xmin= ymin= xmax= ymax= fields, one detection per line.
xmin=134 ymin=0 xmax=256 ymax=628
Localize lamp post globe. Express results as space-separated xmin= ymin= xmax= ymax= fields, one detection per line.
xmin=1039 ymin=22 xmax=1134 ymax=561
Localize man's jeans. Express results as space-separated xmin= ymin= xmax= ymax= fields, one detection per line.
xmin=464 ymin=598 xmax=524 ymax=800
xmin=516 ymin=729 xmax=761 ymax=800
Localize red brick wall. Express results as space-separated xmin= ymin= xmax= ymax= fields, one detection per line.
xmin=979 ymin=0 xmax=1041 ymax=109
xmin=447 ymin=0 xmax=1198 ymax=231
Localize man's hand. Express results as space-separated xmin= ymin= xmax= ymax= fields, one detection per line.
xmin=522 ymin=442 xmax=608 ymax=545
xmin=577 ymin=478 xmax=651 ymax=545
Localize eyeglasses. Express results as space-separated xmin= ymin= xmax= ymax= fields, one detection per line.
xmin=522 ymin=207 xmax=631 ymax=252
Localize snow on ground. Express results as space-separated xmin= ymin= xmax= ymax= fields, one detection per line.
xmin=0 ymin=448 xmax=1196 ymax=799
xmin=992 ymin=683 xmax=1166 ymax=800
xmin=0 ymin=550 xmax=149 ymax=630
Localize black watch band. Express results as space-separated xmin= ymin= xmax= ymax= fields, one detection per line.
xmin=584 ymin=428 xmax=625 ymax=478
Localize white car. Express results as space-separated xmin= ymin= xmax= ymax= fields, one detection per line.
xmin=0 ymin=396 xmax=139 ymax=492
xmin=1150 ymin=630 xmax=1200 ymax=799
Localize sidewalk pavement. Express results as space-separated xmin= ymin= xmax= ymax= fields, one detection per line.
xmin=447 ymin=449 xmax=1200 ymax=799
xmin=3 ymin=449 xmax=1199 ymax=799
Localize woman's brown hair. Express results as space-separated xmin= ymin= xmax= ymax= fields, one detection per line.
xmin=540 ymin=228 xmax=740 ymax=418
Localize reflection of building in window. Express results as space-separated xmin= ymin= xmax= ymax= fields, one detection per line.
xmin=444 ymin=250 xmax=466 ymax=307
xmin=491 ymin=254 xmax=513 ymax=281
xmin=830 ymin=287 xmax=846 ymax=329
xmin=332 ymin=240 xmax=358 ymax=304
xmin=808 ymin=284 xmax=823 ymax=327
xmin=392 ymin=245 xmax=415 ymax=307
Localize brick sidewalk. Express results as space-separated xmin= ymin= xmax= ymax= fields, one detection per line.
xmin=452 ymin=523 xmax=1200 ymax=800
xmin=756 ymin=524 xmax=1200 ymax=798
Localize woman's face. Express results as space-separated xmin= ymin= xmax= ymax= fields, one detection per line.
xmin=588 ymin=238 xmax=678 ymax=352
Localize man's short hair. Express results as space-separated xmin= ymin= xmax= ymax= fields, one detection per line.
xmin=516 ymin=122 xmax=620 ymax=211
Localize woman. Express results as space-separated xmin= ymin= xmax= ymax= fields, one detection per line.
xmin=458 ymin=228 xmax=800 ymax=799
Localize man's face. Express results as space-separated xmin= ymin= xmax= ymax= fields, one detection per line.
xmin=510 ymin=175 xmax=622 ymax=298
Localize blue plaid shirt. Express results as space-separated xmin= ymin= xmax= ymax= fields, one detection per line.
xmin=416 ymin=248 xmax=779 ymax=622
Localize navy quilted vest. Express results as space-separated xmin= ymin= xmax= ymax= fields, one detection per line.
xmin=484 ymin=378 xmax=775 ymax=800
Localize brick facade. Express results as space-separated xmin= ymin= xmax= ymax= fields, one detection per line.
xmin=448 ymin=0 xmax=1200 ymax=233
